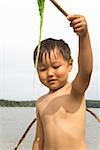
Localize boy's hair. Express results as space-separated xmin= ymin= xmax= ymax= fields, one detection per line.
xmin=33 ymin=38 xmax=71 ymax=65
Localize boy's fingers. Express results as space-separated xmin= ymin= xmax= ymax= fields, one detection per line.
xmin=70 ymin=18 xmax=81 ymax=27
xmin=67 ymin=15 xmax=80 ymax=21
xmin=72 ymin=22 xmax=82 ymax=29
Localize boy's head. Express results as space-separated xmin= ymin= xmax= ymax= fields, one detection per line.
xmin=33 ymin=38 xmax=73 ymax=91
xmin=34 ymin=38 xmax=71 ymax=65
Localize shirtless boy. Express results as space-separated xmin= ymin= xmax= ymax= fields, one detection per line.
xmin=32 ymin=14 xmax=93 ymax=150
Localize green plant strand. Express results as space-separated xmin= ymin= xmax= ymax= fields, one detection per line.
xmin=35 ymin=0 xmax=45 ymax=68
xmin=37 ymin=0 xmax=45 ymax=17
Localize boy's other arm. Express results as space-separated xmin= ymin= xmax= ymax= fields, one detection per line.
xmin=32 ymin=103 xmax=44 ymax=150
xmin=67 ymin=15 xmax=93 ymax=97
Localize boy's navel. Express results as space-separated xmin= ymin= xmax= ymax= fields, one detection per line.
xmin=66 ymin=109 xmax=69 ymax=112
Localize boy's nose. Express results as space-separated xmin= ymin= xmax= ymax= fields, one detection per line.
xmin=47 ymin=69 xmax=54 ymax=77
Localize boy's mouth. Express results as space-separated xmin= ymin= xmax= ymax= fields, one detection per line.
xmin=47 ymin=78 xmax=57 ymax=83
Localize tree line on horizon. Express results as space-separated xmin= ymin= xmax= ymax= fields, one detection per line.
xmin=0 ymin=99 xmax=100 ymax=108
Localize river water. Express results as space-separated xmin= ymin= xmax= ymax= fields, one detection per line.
xmin=0 ymin=107 xmax=99 ymax=150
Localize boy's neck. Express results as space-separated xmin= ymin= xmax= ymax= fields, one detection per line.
xmin=49 ymin=82 xmax=70 ymax=94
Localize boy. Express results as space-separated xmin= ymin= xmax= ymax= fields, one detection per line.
xmin=32 ymin=14 xmax=93 ymax=150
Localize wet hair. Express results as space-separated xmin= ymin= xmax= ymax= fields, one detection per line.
xmin=33 ymin=38 xmax=71 ymax=65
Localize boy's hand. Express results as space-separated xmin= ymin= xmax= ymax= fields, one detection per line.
xmin=67 ymin=15 xmax=88 ymax=37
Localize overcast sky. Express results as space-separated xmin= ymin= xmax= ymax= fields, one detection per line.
xmin=0 ymin=0 xmax=100 ymax=101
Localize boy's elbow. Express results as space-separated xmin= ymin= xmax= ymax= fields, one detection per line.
xmin=82 ymin=70 xmax=92 ymax=92
xmin=86 ymin=66 xmax=93 ymax=80
xmin=83 ymin=69 xmax=92 ymax=84
xmin=80 ymin=63 xmax=93 ymax=80
xmin=85 ymin=67 xmax=92 ymax=78
xmin=32 ymin=139 xmax=39 ymax=150
xmin=32 ymin=137 xmax=43 ymax=150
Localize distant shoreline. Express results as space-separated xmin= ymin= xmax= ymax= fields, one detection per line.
xmin=0 ymin=99 xmax=35 ymax=107
xmin=0 ymin=99 xmax=100 ymax=108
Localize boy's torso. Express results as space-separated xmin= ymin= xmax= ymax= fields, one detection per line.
xmin=37 ymin=84 xmax=87 ymax=150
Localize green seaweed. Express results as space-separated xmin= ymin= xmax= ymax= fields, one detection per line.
xmin=35 ymin=0 xmax=45 ymax=67
xmin=37 ymin=0 xmax=45 ymax=17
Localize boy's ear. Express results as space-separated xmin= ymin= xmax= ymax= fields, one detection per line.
xmin=68 ymin=58 xmax=73 ymax=72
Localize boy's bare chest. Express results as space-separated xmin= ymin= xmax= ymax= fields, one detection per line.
xmin=38 ymin=94 xmax=86 ymax=144
xmin=40 ymin=101 xmax=86 ymax=139
xmin=39 ymin=94 xmax=85 ymax=125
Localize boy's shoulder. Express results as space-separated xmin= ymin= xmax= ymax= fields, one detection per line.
xmin=35 ymin=93 xmax=49 ymax=107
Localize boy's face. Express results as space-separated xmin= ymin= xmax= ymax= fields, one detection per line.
xmin=37 ymin=48 xmax=72 ymax=91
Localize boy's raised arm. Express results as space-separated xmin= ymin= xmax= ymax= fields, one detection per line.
xmin=67 ymin=15 xmax=93 ymax=97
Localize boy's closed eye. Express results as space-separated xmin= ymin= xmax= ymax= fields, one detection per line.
xmin=38 ymin=65 xmax=61 ymax=71
xmin=38 ymin=66 xmax=47 ymax=71
xmin=53 ymin=65 xmax=61 ymax=69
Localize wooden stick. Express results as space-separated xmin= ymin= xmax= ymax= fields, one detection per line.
xmin=14 ymin=118 xmax=37 ymax=150
xmin=50 ymin=0 xmax=68 ymax=17
xmin=86 ymin=108 xmax=100 ymax=123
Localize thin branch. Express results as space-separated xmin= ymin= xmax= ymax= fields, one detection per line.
xmin=14 ymin=118 xmax=37 ymax=150
xmin=86 ymin=108 xmax=100 ymax=123
xmin=50 ymin=0 xmax=68 ymax=17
